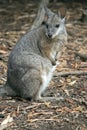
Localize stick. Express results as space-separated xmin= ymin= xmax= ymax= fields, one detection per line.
xmin=28 ymin=118 xmax=60 ymax=123
xmin=54 ymin=70 xmax=87 ymax=77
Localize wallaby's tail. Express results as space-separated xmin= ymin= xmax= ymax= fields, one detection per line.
xmin=0 ymin=83 xmax=16 ymax=97
xmin=0 ymin=84 xmax=8 ymax=97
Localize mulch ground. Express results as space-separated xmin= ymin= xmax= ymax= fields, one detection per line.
xmin=0 ymin=1 xmax=87 ymax=130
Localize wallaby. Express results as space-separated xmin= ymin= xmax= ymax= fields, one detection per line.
xmin=0 ymin=7 xmax=67 ymax=101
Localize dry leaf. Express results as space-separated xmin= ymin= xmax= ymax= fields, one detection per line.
xmin=63 ymin=89 xmax=70 ymax=96
xmin=17 ymin=106 xmax=20 ymax=114
xmin=0 ymin=50 xmax=7 ymax=54
xmin=44 ymin=102 xmax=51 ymax=108
xmin=1 ymin=115 xmax=13 ymax=126
xmin=72 ymin=106 xmax=83 ymax=112
xmin=68 ymin=80 xmax=76 ymax=86
xmin=67 ymin=78 xmax=71 ymax=83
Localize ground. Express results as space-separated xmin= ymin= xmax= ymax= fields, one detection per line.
xmin=0 ymin=1 xmax=87 ymax=130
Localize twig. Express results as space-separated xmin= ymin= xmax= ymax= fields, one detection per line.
xmin=54 ymin=70 xmax=87 ymax=77
xmin=28 ymin=118 xmax=60 ymax=123
xmin=23 ymin=102 xmax=50 ymax=110
xmin=28 ymin=111 xmax=53 ymax=119
xmin=0 ymin=77 xmax=6 ymax=82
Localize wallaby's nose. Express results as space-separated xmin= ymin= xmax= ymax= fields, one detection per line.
xmin=48 ymin=34 xmax=52 ymax=38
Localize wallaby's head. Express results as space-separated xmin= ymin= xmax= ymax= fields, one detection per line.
xmin=42 ymin=7 xmax=66 ymax=39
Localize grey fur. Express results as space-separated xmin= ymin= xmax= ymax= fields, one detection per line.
xmin=0 ymin=8 xmax=67 ymax=101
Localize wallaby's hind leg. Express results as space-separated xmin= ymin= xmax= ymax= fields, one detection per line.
xmin=20 ymin=69 xmax=61 ymax=101
xmin=21 ymin=69 xmax=42 ymax=100
xmin=35 ymin=69 xmax=64 ymax=102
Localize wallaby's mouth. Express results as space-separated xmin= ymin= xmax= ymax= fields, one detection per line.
xmin=46 ymin=33 xmax=58 ymax=40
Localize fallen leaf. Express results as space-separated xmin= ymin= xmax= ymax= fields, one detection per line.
xmin=72 ymin=106 xmax=83 ymax=112
xmin=68 ymin=80 xmax=76 ymax=86
xmin=63 ymin=89 xmax=70 ymax=96
xmin=0 ymin=50 xmax=7 ymax=54
xmin=44 ymin=102 xmax=51 ymax=108
xmin=1 ymin=114 xmax=13 ymax=126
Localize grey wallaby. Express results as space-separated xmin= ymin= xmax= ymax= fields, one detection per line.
xmin=0 ymin=7 xmax=67 ymax=101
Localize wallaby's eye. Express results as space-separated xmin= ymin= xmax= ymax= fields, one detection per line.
xmin=42 ymin=21 xmax=46 ymax=25
xmin=55 ymin=24 xmax=59 ymax=28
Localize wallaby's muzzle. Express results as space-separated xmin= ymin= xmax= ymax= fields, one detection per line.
xmin=47 ymin=33 xmax=52 ymax=38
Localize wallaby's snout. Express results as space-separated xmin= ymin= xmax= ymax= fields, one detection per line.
xmin=45 ymin=25 xmax=53 ymax=39
xmin=47 ymin=33 xmax=52 ymax=38
xmin=45 ymin=24 xmax=60 ymax=39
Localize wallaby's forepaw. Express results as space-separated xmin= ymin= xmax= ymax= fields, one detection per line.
xmin=52 ymin=61 xmax=56 ymax=66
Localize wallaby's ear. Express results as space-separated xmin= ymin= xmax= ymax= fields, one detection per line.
xmin=42 ymin=7 xmax=54 ymax=25
xmin=42 ymin=7 xmax=49 ymax=25
xmin=44 ymin=6 xmax=54 ymax=17
xmin=57 ymin=11 xmax=61 ymax=18
xmin=42 ymin=9 xmax=48 ymax=25
xmin=58 ymin=7 xmax=66 ymax=18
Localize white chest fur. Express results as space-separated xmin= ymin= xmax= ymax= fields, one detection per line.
xmin=38 ymin=63 xmax=59 ymax=98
